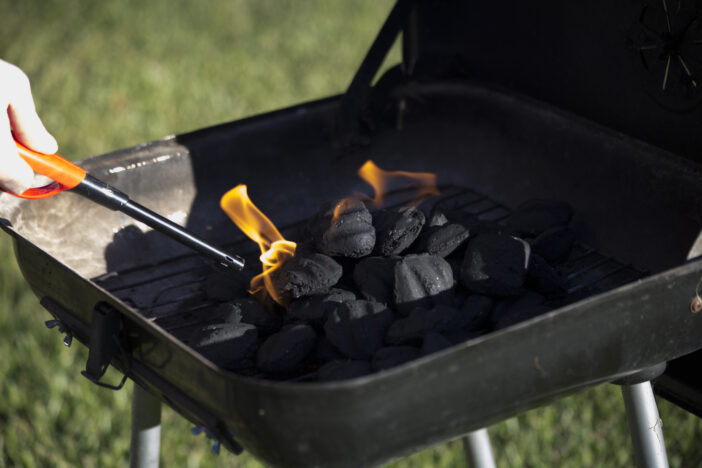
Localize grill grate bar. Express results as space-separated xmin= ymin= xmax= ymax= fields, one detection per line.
xmin=92 ymin=186 xmax=644 ymax=327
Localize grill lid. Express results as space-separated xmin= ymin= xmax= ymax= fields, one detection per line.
xmin=405 ymin=0 xmax=702 ymax=162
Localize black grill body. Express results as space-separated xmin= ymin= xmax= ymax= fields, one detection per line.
xmin=1 ymin=1 xmax=701 ymax=466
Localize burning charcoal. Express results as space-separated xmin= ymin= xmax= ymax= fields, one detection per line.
xmin=270 ymin=252 xmax=342 ymax=303
xmin=213 ymin=298 xmax=282 ymax=335
xmin=188 ymin=323 xmax=258 ymax=370
xmin=420 ymin=332 xmax=453 ymax=356
xmin=507 ymin=199 xmax=574 ymax=237
xmin=373 ymin=207 xmax=426 ymax=256
xmin=287 ymin=288 xmax=356 ymax=326
xmin=309 ymin=199 xmax=375 ymax=258
xmin=531 ymin=226 xmax=576 ymax=263
xmin=415 ymin=223 xmax=470 ymax=257
xmin=372 ymin=346 xmax=420 ymax=371
xmin=526 ymin=254 xmax=566 ymax=295
xmin=353 ymin=256 xmax=399 ymax=305
xmin=394 ymin=254 xmax=455 ymax=314
xmin=318 ymin=360 xmax=372 ymax=381
xmin=256 ymin=324 xmax=317 ymax=374
xmin=386 ymin=305 xmax=459 ymax=345
xmin=324 ymin=300 xmax=393 ymax=359
xmin=203 ymin=271 xmax=248 ymax=301
xmin=491 ymin=292 xmax=547 ymax=329
xmin=315 ymin=336 xmax=345 ymax=363
xmin=460 ymin=234 xmax=530 ymax=296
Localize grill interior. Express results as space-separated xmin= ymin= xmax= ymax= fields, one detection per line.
xmin=94 ymin=183 xmax=645 ymax=376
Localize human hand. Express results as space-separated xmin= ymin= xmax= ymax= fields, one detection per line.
xmin=1 ymin=59 xmax=57 ymax=194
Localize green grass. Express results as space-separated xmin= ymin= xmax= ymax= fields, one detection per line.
xmin=1 ymin=1 xmax=701 ymax=467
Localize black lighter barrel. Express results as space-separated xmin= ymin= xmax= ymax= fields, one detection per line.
xmin=73 ymin=175 xmax=245 ymax=270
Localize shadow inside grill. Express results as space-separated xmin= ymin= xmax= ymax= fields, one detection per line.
xmin=93 ymin=183 xmax=645 ymax=378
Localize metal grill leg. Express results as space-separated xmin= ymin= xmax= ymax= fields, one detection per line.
xmin=130 ymin=382 xmax=162 ymax=468
xmin=621 ymin=381 xmax=669 ymax=468
xmin=462 ymin=428 xmax=496 ymax=468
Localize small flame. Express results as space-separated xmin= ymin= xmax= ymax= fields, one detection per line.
xmin=357 ymin=160 xmax=439 ymax=207
xmin=220 ymin=185 xmax=296 ymax=305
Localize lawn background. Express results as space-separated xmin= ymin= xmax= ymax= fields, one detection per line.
xmin=1 ymin=1 xmax=701 ymax=467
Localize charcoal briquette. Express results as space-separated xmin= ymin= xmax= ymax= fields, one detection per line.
xmin=456 ymin=294 xmax=494 ymax=330
xmin=507 ymin=199 xmax=573 ymax=237
xmin=394 ymin=254 xmax=455 ymax=315
xmin=373 ymin=207 xmax=426 ymax=256
xmin=491 ymin=292 xmax=547 ymax=329
xmin=448 ymin=257 xmax=462 ymax=284
xmin=531 ymin=226 xmax=576 ymax=263
xmin=420 ymin=332 xmax=453 ymax=356
xmin=353 ymin=256 xmax=399 ymax=305
xmin=270 ymin=252 xmax=342 ymax=303
xmin=188 ymin=323 xmax=258 ymax=370
xmin=415 ymin=223 xmax=470 ymax=257
xmin=526 ymin=254 xmax=566 ymax=295
xmin=214 ymin=298 xmax=282 ymax=335
xmin=315 ymin=336 xmax=345 ymax=363
xmin=371 ymin=346 xmax=420 ymax=371
xmin=460 ymin=234 xmax=530 ymax=296
xmin=317 ymin=360 xmax=372 ymax=381
xmin=208 ymin=302 xmax=244 ymax=324
xmin=256 ymin=323 xmax=317 ymax=374
xmin=443 ymin=327 xmax=486 ymax=345
xmin=324 ymin=299 xmax=393 ymax=359
xmin=287 ymin=288 xmax=356 ymax=326
xmin=386 ymin=305 xmax=459 ymax=345
xmin=309 ymin=199 xmax=376 ymax=258
xmin=428 ymin=211 xmax=448 ymax=227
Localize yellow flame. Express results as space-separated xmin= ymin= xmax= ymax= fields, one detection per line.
xmin=357 ymin=160 xmax=439 ymax=207
xmin=220 ymin=185 xmax=296 ymax=305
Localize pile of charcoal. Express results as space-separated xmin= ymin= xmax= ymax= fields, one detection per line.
xmin=186 ymin=197 xmax=575 ymax=382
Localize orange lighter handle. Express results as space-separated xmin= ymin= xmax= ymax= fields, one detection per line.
xmin=5 ymin=139 xmax=87 ymax=199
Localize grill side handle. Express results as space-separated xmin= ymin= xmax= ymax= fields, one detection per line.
xmin=81 ymin=302 xmax=130 ymax=390
xmin=41 ymin=297 xmax=129 ymax=390
xmin=39 ymin=297 xmax=245 ymax=455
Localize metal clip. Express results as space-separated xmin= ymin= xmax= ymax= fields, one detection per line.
xmin=80 ymin=303 xmax=130 ymax=390
xmin=45 ymin=319 xmax=73 ymax=347
xmin=191 ymin=425 xmax=241 ymax=455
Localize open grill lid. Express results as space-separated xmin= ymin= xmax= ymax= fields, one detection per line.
xmin=398 ymin=0 xmax=702 ymax=162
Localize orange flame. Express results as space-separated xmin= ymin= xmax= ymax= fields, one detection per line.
xmin=220 ymin=185 xmax=296 ymax=305
xmin=357 ymin=160 xmax=439 ymax=207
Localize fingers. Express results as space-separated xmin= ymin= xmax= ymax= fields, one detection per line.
xmin=0 ymin=59 xmax=57 ymax=194
xmin=0 ymin=109 xmax=34 ymax=194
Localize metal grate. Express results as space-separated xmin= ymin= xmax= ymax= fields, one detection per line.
xmin=94 ymin=185 xmax=644 ymax=336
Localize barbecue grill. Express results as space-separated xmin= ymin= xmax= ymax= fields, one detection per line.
xmin=2 ymin=0 xmax=702 ymax=466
